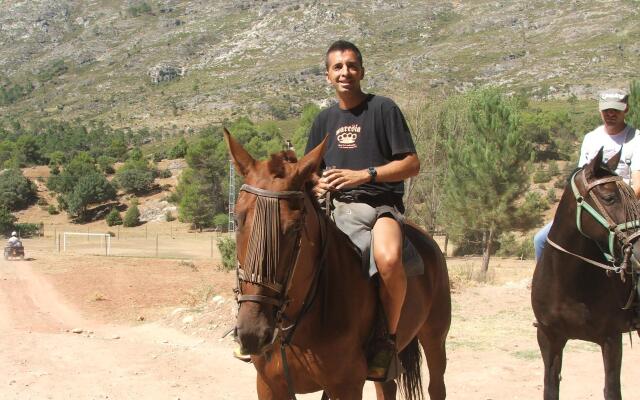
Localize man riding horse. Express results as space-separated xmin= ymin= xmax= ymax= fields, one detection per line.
xmin=533 ymin=88 xmax=640 ymax=323
xmin=304 ymin=40 xmax=419 ymax=381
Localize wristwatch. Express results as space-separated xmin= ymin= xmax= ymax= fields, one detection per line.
xmin=367 ymin=166 xmax=377 ymax=183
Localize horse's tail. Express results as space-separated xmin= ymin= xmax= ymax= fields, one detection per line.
xmin=398 ymin=336 xmax=424 ymax=400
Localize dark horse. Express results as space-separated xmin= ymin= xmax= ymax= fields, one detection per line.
xmin=532 ymin=149 xmax=640 ymax=400
xmin=224 ymin=129 xmax=451 ymax=399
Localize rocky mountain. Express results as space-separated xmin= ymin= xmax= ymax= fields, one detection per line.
xmin=1 ymin=0 xmax=639 ymax=130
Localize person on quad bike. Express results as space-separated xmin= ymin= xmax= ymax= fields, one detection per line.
xmin=7 ymin=231 xmax=21 ymax=247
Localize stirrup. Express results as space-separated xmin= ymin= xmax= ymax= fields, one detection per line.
xmin=366 ymin=337 xmax=403 ymax=382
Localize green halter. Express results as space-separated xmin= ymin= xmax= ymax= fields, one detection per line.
xmin=570 ymin=170 xmax=640 ymax=263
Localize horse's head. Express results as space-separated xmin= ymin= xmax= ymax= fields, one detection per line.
xmin=224 ymin=128 xmax=326 ymax=356
xmin=570 ymin=148 xmax=640 ymax=269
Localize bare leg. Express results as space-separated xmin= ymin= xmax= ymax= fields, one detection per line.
xmin=536 ymin=327 xmax=567 ymax=400
xmin=372 ymin=216 xmax=406 ymax=335
xmin=601 ymin=334 xmax=622 ymax=400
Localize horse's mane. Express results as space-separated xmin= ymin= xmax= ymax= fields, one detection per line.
xmin=267 ymin=150 xmax=298 ymax=178
xmin=617 ymin=179 xmax=640 ymax=227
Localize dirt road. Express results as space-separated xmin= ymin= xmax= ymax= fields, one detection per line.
xmin=2 ymin=244 xmax=640 ymax=399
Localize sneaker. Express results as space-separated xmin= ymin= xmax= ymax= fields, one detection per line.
xmin=367 ymin=336 xmax=398 ymax=381
xmin=233 ymin=345 xmax=252 ymax=363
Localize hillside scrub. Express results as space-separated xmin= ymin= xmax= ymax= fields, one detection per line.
xmin=0 ymin=169 xmax=37 ymax=211
xmin=123 ymin=201 xmax=141 ymax=227
xmin=0 ymin=119 xmax=171 ymax=169
xmin=114 ymin=154 xmax=157 ymax=195
xmin=0 ymin=206 xmax=16 ymax=236
xmin=47 ymin=153 xmax=116 ymax=221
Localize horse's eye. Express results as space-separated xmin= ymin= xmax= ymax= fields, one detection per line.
xmin=602 ymin=194 xmax=616 ymax=204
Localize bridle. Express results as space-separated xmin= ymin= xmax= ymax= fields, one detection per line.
xmin=546 ymin=169 xmax=640 ymax=284
xmin=235 ymin=183 xmax=307 ymax=322
xmin=234 ymin=183 xmax=328 ymax=400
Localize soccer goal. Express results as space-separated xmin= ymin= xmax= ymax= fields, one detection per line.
xmin=63 ymin=232 xmax=111 ymax=256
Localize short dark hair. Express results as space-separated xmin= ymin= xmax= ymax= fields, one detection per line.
xmin=325 ymin=40 xmax=363 ymax=69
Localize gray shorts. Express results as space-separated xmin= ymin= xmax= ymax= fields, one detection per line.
xmin=331 ymin=199 xmax=406 ymax=277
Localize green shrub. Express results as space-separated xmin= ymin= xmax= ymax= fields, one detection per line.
xmin=97 ymin=155 xmax=116 ymax=174
xmin=0 ymin=207 xmax=16 ymax=236
xmin=165 ymin=210 xmax=175 ymax=222
xmin=0 ymin=169 xmax=38 ymax=211
xmin=14 ymin=222 xmax=43 ymax=238
xmin=213 ymin=213 xmax=229 ymax=231
xmin=157 ymin=169 xmax=172 ymax=178
xmin=532 ymin=168 xmax=552 ymax=184
xmin=114 ymin=157 xmax=156 ymax=194
xmin=169 ymin=138 xmax=188 ymax=159
xmin=496 ymin=232 xmax=534 ymax=259
xmin=106 ymin=208 xmax=123 ymax=226
xmin=216 ymin=236 xmax=236 ymax=271
xmin=127 ymin=2 xmax=152 ymax=17
xmin=553 ymin=178 xmax=566 ymax=189
xmin=123 ymin=203 xmax=140 ymax=227
xmin=545 ymin=187 xmax=556 ymax=203
xmin=47 ymin=204 xmax=59 ymax=215
xmin=547 ymin=160 xmax=560 ymax=176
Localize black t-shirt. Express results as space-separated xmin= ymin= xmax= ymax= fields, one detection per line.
xmin=305 ymin=94 xmax=416 ymax=208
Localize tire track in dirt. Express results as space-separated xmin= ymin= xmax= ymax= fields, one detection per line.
xmin=0 ymin=259 xmax=254 ymax=399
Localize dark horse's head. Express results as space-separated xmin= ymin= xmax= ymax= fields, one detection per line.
xmin=559 ymin=148 xmax=640 ymax=269
xmin=224 ymin=128 xmax=326 ymax=356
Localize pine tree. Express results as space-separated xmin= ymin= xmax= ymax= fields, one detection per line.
xmin=443 ymin=88 xmax=534 ymax=272
xmin=106 ymin=208 xmax=123 ymax=226
xmin=123 ymin=201 xmax=141 ymax=227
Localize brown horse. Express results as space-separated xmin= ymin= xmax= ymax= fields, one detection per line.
xmin=531 ymin=149 xmax=640 ymax=400
xmin=224 ymin=129 xmax=451 ymax=399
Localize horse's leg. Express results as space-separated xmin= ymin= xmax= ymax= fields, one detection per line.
xmin=418 ymin=325 xmax=447 ymax=400
xmin=600 ymin=334 xmax=622 ymax=400
xmin=324 ymin=383 xmax=366 ymax=400
xmin=373 ymin=381 xmax=397 ymax=399
xmin=536 ymin=326 xmax=567 ymax=400
xmin=256 ymin=373 xmax=288 ymax=400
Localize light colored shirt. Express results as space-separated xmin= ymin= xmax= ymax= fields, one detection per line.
xmin=579 ymin=124 xmax=640 ymax=184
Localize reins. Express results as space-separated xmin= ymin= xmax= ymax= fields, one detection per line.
xmin=235 ymin=183 xmax=329 ymax=400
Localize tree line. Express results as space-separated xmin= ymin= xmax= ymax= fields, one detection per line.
xmin=3 ymin=81 xmax=640 ymax=272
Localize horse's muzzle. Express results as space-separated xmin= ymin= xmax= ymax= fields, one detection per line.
xmin=236 ymin=308 xmax=277 ymax=355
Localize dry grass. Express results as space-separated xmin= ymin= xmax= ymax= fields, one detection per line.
xmin=178 ymin=260 xmax=198 ymax=272
xmin=448 ymin=259 xmax=497 ymax=292
xmin=90 ymin=292 xmax=108 ymax=302
xmin=183 ymin=284 xmax=216 ymax=308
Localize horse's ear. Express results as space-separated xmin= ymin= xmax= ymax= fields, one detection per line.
xmin=606 ymin=149 xmax=622 ymax=172
xmin=223 ymin=127 xmax=255 ymax=177
xmin=584 ymin=147 xmax=605 ymax=180
xmin=297 ymin=135 xmax=328 ymax=180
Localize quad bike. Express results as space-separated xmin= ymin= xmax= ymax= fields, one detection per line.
xmin=4 ymin=244 xmax=24 ymax=260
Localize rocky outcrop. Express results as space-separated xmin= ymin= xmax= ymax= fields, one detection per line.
xmin=148 ymin=64 xmax=186 ymax=84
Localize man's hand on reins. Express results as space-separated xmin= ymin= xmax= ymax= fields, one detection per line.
xmin=311 ymin=173 xmax=334 ymax=199
xmin=321 ymin=168 xmax=369 ymax=191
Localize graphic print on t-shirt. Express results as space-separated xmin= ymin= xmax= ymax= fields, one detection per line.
xmin=336 ymin=123 xmax=361 ymax=149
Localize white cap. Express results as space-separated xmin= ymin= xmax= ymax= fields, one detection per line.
xmin=11 ymin=231 xmax=16 ymax=236
xmin=598 ymin=89 xmax=628 ymax=111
